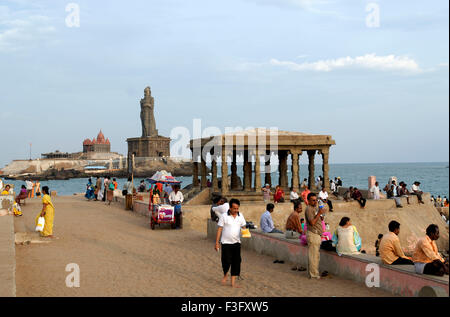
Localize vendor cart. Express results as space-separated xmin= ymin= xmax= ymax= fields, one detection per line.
xmin=150 ymin=204 xmax=176 ymax=230
xmin=146 ymin=170 xmax=182 ymax=230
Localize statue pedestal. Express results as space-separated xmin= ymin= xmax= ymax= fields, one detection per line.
xmin=127 ymin=136 xmax=171 ymax=158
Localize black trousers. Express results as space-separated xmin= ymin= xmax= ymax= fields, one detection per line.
xmin=175 ymin=212 xmax=183 ymax=228
xmin=102 ymin=188 xmax=106 ymax=201
xmin=221 ymin=243 xmax=241 ymax=276
xmin=423 ymin=260 xmax=449 ymax=276
xmin=326 ymin=200 xmax=333 ymax=211
xmin=391 ymin=257 xmax=414 ymax=265
xmin=356 ymin=198 xmax=366 ymax=207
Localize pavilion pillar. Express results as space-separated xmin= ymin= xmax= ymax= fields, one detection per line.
xmin=265 ymin=150 xmax=272 ymax=187
xmin=192 ymin=156 xmax=200 ymax=188
xmin=243 ymin=150 xmax=252 ymax=191
xmin=221 ymin=148 xmax=229 ymax=195
xmin=291 ymin=150 xmax=301 ymax=191
xmin=321 ymin=148 xmax=330 ymax=192
xmin=231 ymin=150 xmax=239 ymax=190
xmin=307 ymin=150 xmax=316 ymax=191
xmin=254 ymin=150 xmax=261 ymax=191
xmin=279 ymin=150 xmax=288 ymax=189
xmin=211 ymin=153 xmax=219 ymax=192
xmin=201 ymin=153 xmax=207 ymax=189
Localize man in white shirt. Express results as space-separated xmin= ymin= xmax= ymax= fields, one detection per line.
xmin=215 ymin=198 xmax=247 ymax=288
xmin=25 ymin=180 xmax=33 ymax=198
xmin=212 ymin=197 xmax=230 ymax=220
xmin=169 ymin=185 xmax=184 ymax=229
xmin=370 ymin=181 xmax=381 ymax=200
xmin=318 ymin=187 xmax=333 ymax=212
xmin=289 ymin=187 xmax=300 ymax=202
xmin=410 ymin=181 xmax=424 ymax=204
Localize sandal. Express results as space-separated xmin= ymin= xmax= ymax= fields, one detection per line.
xmin=298 ymin=267 xmax=306 ymax=271
xmin=321 ymin=271 xmax=329 ymax=277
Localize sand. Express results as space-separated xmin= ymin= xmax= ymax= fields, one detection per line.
xmin=14 ymin=196 xmax=393 ymax=297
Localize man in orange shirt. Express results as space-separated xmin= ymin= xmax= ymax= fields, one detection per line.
xmin=412 ymin=224 xmax=449 ymax=276
xmin=379 ymin=221 xmax=413 ymax=265
xmin=301 ymin=187 xmax=311 ymax=205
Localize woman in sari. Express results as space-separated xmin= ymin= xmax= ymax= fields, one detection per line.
xmin=35 ymin=186 xmax=56 ymax=238
xmin=332 ymin=217 xmax=362 ymax=256
xmin=85 ymin=178 xmax=95 ymax=201
xmin=106 ymin=176 xmax=114 ymax=205
xmin=35 ymin=180 xmax=41 ymax=197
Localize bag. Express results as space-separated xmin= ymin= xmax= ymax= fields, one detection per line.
xmin=109 ymin=182 xmax=115 ymax=191
xmin=320 ymin=240 xmax=336 ymax=252
xmin=35 ymin=216 xmax=45 ymax=232
xmin=241 ymin=228 xmax=251 ymax=238
xmin=122 ymin=190 xmax=128 ymax=196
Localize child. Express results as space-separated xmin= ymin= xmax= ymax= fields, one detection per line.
xmin=375 ymin=234 xmax=383 ymax=257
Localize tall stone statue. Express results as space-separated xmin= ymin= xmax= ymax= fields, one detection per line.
xmin=140 ymin=86 xmax=158 ymax=137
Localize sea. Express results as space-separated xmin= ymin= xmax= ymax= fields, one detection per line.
xmin=2 ymin=162 xmax=449 ymax=198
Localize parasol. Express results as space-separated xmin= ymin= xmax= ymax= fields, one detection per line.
xmin=146 ymin=170 xmax=182 ymax=185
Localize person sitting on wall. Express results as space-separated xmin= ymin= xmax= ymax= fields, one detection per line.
xmin=210 ymin=196 xmax=221 ymax=222
xmin=331 ymin=217 xmax=362 ymax=256
xmin=285 ymin=201 xmax=303 ymax=239
xmin=412 ymin=224 xmax=449 ymax=276
xmin=318 ymin=187 xmax=333 ymax=212
xmin=274 ymin=186 xmax=285 ymax=204
xmin=260 ymin=203 xmax=283 ymax=234
xmin=212 ymin=197 xmax=229 ymax=221
xmin=343 ymin=186 xmax=353 ymax=202
xmin=410 ymin=181 xmax=425 ymax=204
xmin=375 ymin=234 xmax=383 ymax=257
xmin=15 ymin=185 xmax=28 ymax=204
xmin=351 ymin=187 xmax=366 ymax=208
xmin=379 ymin=221 xmax=414 ymax=265
xmin=301 ymin=186 xmax=311 ymax=205
xmin=289 ymin=187 xmax=300 ymax=203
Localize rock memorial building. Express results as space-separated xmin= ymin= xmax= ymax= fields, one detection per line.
xmin=127 ymin=87 xmax=171 ymax=161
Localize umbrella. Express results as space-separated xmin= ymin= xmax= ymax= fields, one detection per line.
xmin=146 ymin=170 xmax=181 ymax=185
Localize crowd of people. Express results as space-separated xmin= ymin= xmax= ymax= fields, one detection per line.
xmin=0 ymin=178 xmax=56 ymax=238
xmin=211 ymin=186 xmax=449 ymax=287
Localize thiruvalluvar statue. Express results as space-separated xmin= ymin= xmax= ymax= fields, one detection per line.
xmin=140 ymin=86 xmax=158 ymax=137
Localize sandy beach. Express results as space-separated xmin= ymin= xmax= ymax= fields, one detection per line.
xmin=14 ymin=196 xmax=393 ymax=297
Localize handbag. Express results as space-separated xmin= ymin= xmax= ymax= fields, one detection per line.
xmin=35 ymin=216 xmax=45 ymax=232
xmin=122 ymin=190 xmax=127 ymax=196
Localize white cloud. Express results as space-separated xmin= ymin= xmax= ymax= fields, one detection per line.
xmin=0 ymin=7 xmax=55 ymax=52
xmin=269 ymin=54 xmax=422 ymax=73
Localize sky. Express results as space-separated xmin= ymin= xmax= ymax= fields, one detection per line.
xmin=0 ymin=0 xmax=448 ymax=168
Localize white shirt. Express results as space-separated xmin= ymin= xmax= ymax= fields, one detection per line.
xmin=290 ymin=191 xmax=299 ymax=200
xmin=318 ymin=190 xmax=328 ymax=201
xmin=0 ymin=179 xmax=3 ymax=191
xmin=169 ymin=190 xmax=184 ymax=203
xmin=330 ymin=182 xmax=336 ymax=192
xmin=411 ymin=184 xmax=420 ymax=192
xmin=218 ymin=212 xmax=246 ymax=244
xmin=370 ymin=186 xmax=380 ymax=196
xmin=212 ymin=203 xmax=230 ymax=219
xmin=26 ymin=181 xmax=33 ymax=190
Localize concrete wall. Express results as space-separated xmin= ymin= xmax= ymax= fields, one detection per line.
xmin=0 ymin=214 xmax=16 ymax=297
xmin=184 ymin=193 xmax=449 ymax=253
xmin=206 ymin=219 xmax=448 ymax=297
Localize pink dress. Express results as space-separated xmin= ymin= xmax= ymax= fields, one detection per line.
xmin=300 ymin=221 xmax=332 ymax=245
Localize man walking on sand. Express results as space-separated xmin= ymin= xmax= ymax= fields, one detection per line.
xmin=215 ymin=198 xmax=247 ymax=288
xmin=305 ymin=192 xmax=327 ymax=279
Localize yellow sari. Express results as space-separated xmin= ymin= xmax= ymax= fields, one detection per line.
xmin=35 ymin=194 xmax=55 ymax=236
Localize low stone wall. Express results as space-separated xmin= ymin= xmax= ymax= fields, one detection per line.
xmin=0 ymin=214 xmax=16 ymax=297
xmin=206 ymin=219 xmax=449 ymax=297
xmin=185 ymin=193 xmax=449 ymax=253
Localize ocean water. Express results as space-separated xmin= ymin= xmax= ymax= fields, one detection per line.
xmin=2 ymin=162 xmax=448 ymax=198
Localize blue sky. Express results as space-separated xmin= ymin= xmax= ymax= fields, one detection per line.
xmin=0 ymin=0 xmax=448 ymax=168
